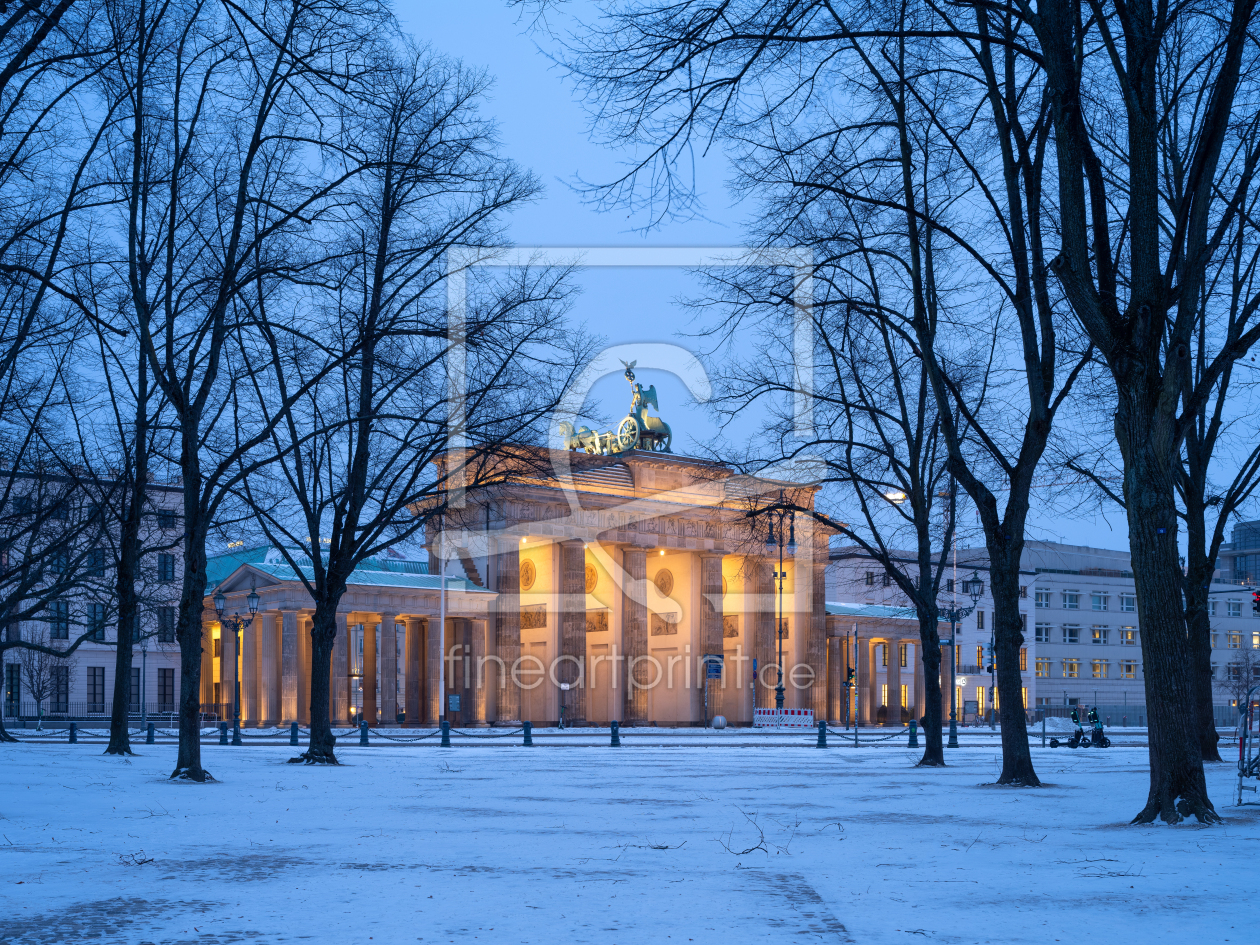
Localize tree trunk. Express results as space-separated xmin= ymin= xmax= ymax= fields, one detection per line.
xmin=916 ymin=618 xmax=945 ymax=766
xmin=290 ymin=601 xmax=339 ymax=764
xmin=1182 ymin=504 xmax=1224 ymax=763
xmin=105 ymin=598 xmax=135 ymax=755
xmin=170 ymin=462 xmax=210 ymax=781
xmin=1121 ymin=409 xmax=1219 ymax=823
xmin=989 ymin=546 xmax=1038 ymax=785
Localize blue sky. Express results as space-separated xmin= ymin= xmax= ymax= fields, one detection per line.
xmin=396 ymin=0 xmax=1133 ymax=552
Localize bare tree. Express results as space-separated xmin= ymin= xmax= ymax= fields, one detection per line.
xmin=242 ymin=46 xmax=582 ymax=764
xmin=1029 ymin=0 xmax=1260 ymax=823
xmin=703 ymin=269 xmax=961 ymax=766
xmin=18 ymin=625 xmax=76 ymax=728
xmin=565 ymin=0 xmax=1090 ymax=786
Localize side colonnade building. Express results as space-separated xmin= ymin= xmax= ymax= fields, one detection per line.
xmin=205 ymin=451 xmax=838 ymax=727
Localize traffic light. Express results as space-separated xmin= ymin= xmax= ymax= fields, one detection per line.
xmin=846 ymin=667 xmax=856 ymax=687
xmin=1253 ymin=590 xmax=1260 ymax=615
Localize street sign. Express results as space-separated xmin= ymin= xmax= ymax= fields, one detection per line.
xmin=448 ymin=694 xmax=460 ymax=711
xmin=703 ymin=653 xmax=723 ymax=679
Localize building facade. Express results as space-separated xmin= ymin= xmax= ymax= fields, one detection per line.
xmin=206 ymin=451 xmax=836 ymax=727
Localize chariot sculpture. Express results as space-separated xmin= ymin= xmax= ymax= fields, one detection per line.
xmin=558 ymin=360 xmax=673 ymax=456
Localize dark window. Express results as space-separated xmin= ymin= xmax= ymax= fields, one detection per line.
xmin=87 ymin=547 xmax=106 ymax=578
xmin=977 ymin=611 xmax=985 ymax=630
xmin=86 ymin=666 xmax=105 ymax=713
xmin=129 ymin=667 xmax=140 ymax=711
xmin=157 ymin=606 xmax=176 ymax=643
xmin=48 ymin=600 xmax=69 ymax=639
xmin=882 ymin=573 xmax=891 ymax=587
xmin=213 ymin=637 xmax=222 ymax=658
xmin=864 ymin=571 xmax=874 ymax=586
xmin=158 ymin=553 xmax=175 ymax=582
xmin=3 ymin=618 xmax=20 ymax=642
xmin=51 ymin=666 xmax=68 ymax=713
xmin=158 ymin=667 xmax=174 ymax=711
xmin=946 ymin=579 xmax=955 ymax=593
xmin=4 ymin=663 xmax=19 ymax=716
xmin=48 ymin=548 xmax=69 ymax=574
xmin=89 ymin=603 xmax=106 ymax=641
xmin=157 ymin=509 xmax=179 ymax=530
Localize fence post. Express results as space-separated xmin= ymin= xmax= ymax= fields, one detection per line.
xmin=440 ymin=719 xmax=451 ymax=747
xmin=1041 ymin=714 xmax=1046 ymax=748
xmin=908 ymin=719 xmax=918 ymax=748
xmin=146 ymin=722 xmax=155 ymax=745
xmin=816 ymin=720 xmax=827 ymax=748
xmin=290 ymin=722 xmax=299 ymax=746
xmin=523 ymin=720 xmax=533 ymax=747
xmin=69 ymin=722 xmax=77 ymax=744
xmin=611 ymin=720 xmax=621 ymax=747
xmin=232 ymin=721 xmax=242 ymax=747
xmin=854 ymin=725 xmax=859 ymax=748
xmin=359 ymin=720 xmax=369 ymax=746
xmin=219 ymin=722 xmax=228 ymax=745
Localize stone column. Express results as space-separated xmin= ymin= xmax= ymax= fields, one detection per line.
xmin=495 ymin=540 xmax=521 ymax=722
xmin=559 ymin=539 xmax=586 ymax=723
xmin=332 ymin=612 xmax=349 ymax=725
xmin=621 ymin=546 xmax=649 ymax=725
xmin=362 ymin=618 xmax=378 ymax=726
xmin=379 ymin=613 xmax=398 ymax=725
xmin=259 ymin=612 xmax=279 ymax=724
xmin=808 ymin=559 xmax=828 ymax=721
xmin=281 ymin=611 xmax=298 ymax=723
xmin=241 ymin=612 xmax=257 ymax=724
xmin=470 ymin=618 xmax=488 ymax=724
xmin=405 ymin=617 xmax=425 ymax=725
xmin=855 ymin=634 xmax=871 ymax=725
xmin=297 ymin=614 xmax=311 ymax=725
xmin=753 ymin=557 xmax=776 ymax=710
xmin=201 ymin=620 xmax=215 ymax=709
xmin=887 ymin=638 xmax=902 ymax=725
xmin=700 ymin=553 xmax=724 ymax=720
xmin=427 ymin=616 xmax=443 ymax=722
xmin=913 ymin=642 xmax=926 ymax=720
xmin=222 ymin=621 xmax=237 ymax=720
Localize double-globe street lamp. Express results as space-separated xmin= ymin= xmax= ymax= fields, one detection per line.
xmin=754 ymin=495 xmax=796 ymax=713
xmin=940 ymin=569 xmax=984 ymax=748
xmin=213 ymin=579 xmax=259 ymax=746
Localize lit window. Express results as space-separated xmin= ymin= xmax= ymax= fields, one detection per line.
xmin=1062 ymin=659 xmax=1080 ymax=678
xmin=1228 ymin=633 xmax=1242 ymax=649
xmin=1253 ymin=632 xmax=1259 ymax=649
xmin=1035 ymin=590 xmax=1051 ymax=609
xmin=881 ymin=683 xmax=888 ymax=706
xmin=1120 ymin=661 xmax=1137 ymax=679
xmin=1227 ymin=664 xmax=1241 ymax=681
xmin=1021 ymin=687 xmax=1027 ymax=708
xmin=899 ymin=643 xmax=907 ymax=667
xmin=1091 ymin=659 xmax=1109 ymax=679
xmin=1035 ymin=658 xmax=1052 ymax=678
xmin=900 ymin=684 xmax=908 ymax=707
xmin=1119 ymin=594 xmax=1136 ymax=613
xmin=1063 ymin=625 xmax=1080 ymax=644
xmin=1035 ymin=623 xmax=1051 ymax=643
xmin=1120 ymin=628 xmax=1137 ymax=646
xmin=1091 ymin=592 xmax=1108 ymax=611
xmin=865 ymin=571 xmax=874 ymax=586
xmin=1092 ymin=626 xmax=1108 ymax=645
xmin=1019 ymin=648 xmax=1027 ymax=672
xmin=976 ymin=687 xmax=985 ymax=714
xmin=976 ymin=645 xmax=984 ymax=666
xmin=1228 ymin=600 xmax=1241 ymax=617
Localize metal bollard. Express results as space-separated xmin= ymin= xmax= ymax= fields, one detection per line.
xmin=290 ymin=722 xmax=299 ymax=746
xmin=611 ymin=720 xmax=621 ymax=747
xmin=219 ymin=722 xmax=228 ymax=745
xmin=816 ymin=719 xmax=828 ymax=748
xmin=146 ymin=722 xmax=155 ymax=745
xmin=854 ymin=725 xmax=859 ymax=748
xmin=440 ymin=719 xmax=451 ymax=747
xmin=359 ymin=720 xmax=369 ymax=746
xmin=908 ymin=719 xmax=918 ymax=748
xmin=523 ymin=720 xmax=533 ymax=747
xmin=232 ymin=722 xmax=242 ymax=746
xmin=1041 ymin=714 xmax=1046 ymax=748
xmin=69 ymin=722 xmax=77 ymax=744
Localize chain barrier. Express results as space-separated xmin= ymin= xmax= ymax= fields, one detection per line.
xmin=450 ymin=728 xmax=525 ymax=739
xmin=826 ymin=727 xmax=913 ymax=744
xmin=368 ymin=728 xmax=443 ymax=742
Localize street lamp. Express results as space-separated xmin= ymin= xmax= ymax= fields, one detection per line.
xmin=140 ymin=634 xmax=148 ymax=732
xmin=939 ymin=569 xmax=984 ymax=748
xmin=758 ymin=495 xmax=796 ymax=713
xmin=213 ymin=578 xmax=259 ymax=746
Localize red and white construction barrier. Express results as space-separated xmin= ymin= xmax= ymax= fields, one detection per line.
xmin=753 ymin=708 xmax=815 ymax=728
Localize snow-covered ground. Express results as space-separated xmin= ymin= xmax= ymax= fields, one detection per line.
xmin=2 ymin=744 xmax=1255 ymax=944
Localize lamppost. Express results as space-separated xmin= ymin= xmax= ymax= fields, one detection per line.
xmin=140 ymin=635 xmax=148 ymax=732
xmin=986 ymin=633 xmax=996 ymax=730
xmin=759 ymin=495 xmax=796 ymax=713
xmin=213 ymin=578 xmax=259 ymax=746
xmin=940 ymin=569 xmax=984 ymax=748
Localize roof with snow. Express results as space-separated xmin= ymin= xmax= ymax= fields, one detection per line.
xmin=825 ymin=602 xmax=920 ymax=621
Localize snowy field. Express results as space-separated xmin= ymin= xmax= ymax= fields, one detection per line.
xmin=2 ymin=744 xmax=1255 ymax=944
